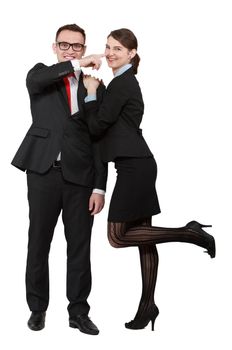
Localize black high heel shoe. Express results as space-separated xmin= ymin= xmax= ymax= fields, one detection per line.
xmin=125 ymin=304 xmax=159 ymax=331
xmin=186 ymin=221 xmax=216 ymax=258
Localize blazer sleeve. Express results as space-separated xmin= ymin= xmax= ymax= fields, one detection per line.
xmin=92 ymin=82 xmax=108 ymax=190
xmin=26 ymin=61 xmax=74 ymax=94
xmin=92 ymin=141 xmax=108 ymax=190
xmin=84 ymin=79 xmax=128 ymax=137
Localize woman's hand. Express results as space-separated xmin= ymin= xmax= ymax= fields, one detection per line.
xmin=83 ymin=75 xmax=101 ymax=95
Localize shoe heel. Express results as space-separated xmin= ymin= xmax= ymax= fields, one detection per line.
xmin=186 ymin=221 xmax=215 ymax=258
xmin=69 ymin=321 xmax=77 ymax=328
xmin=151 ymin=305 xmax=159 ymax=331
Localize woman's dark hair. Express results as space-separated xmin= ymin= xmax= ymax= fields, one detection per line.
xmin=107 ymin=28 xmax=140 ymax=74
xmin=55 ymin=24 xmax=86 ymax=43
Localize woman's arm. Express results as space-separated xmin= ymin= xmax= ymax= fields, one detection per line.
xmin=83 ymin=76 xmax=128 ymax=137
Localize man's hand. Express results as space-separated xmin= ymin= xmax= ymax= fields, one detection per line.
xmin=79 ymin=54 xmax=105 ymax=70
xmin=89 ymin=193 xmax=105 ymax=215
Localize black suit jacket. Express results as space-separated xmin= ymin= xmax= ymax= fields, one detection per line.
xmin=11 ymin=61 xmax=107 ymax=190
xmin=82 ymin=67 xmax=153 ymax=162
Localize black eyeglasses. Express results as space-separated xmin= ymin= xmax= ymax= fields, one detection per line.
xmin=56 ymin=41 xmax=85 ymax=52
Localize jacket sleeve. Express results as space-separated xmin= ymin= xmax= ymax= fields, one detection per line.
xmin=92 ymin=141 xmax=108 ymax=191
xmin=92 ymin=82 xmax=108 ymax=191
xmin=26 ymin=61 xmax=74 ymax=94
xmin=84 ymin=79 xmax=128 ymax=137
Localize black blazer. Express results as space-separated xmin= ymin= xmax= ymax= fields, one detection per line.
xmin=82 ymin=67 xmax=153 ymax=162
xmin=11 ymin=61 xmax=107 ymax=190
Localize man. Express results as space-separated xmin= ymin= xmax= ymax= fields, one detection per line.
xmin=11 ymin=24 xmax=107 ymax=335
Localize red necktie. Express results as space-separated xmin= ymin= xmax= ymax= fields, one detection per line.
xmin=63 ymin=73 xmax=76 ymax=112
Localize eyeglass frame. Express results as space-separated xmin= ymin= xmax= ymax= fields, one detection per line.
xmin=56 ymin=41 xmax=85 ymax=52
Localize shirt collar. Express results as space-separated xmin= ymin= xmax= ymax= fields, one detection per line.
xmin=114 ymin=63 xmax=132 ymax=77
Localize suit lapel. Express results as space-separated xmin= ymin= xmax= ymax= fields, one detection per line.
xmin=57 ymin=80 xmax=70 ymax=116
xmin=77 ymin=73 xmax=87 ymax=113
xmin=56 ymin=72 xmax=87 ymax=116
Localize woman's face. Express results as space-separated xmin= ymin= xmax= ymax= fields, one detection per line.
xmin=105 ymin=36 xmax=136 ymax=73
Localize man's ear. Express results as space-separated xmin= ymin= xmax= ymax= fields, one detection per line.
xmin=52 ymin=43 xmax=57 ymax=55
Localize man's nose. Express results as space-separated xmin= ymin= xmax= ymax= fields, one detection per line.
xmin=67 ymin=45 xmax=75 ymax=53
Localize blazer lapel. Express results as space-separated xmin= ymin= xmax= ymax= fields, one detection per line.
xmin=77 ymin=73 xmax=87 ymax=113
xmin=57 ymin=80 xmax=71 ymax=116
xmin=56 ymin=73 xmax=87 ymax=116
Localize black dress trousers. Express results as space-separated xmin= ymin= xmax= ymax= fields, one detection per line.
xmin=26 ymin=167 xmax=93 ymax=316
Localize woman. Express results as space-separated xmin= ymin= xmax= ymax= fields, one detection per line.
xmin=82 ymin=28 xmax=216 ymax=331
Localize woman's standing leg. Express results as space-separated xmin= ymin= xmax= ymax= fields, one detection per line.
xmin=108 ymin=218 xmax=160 ymax=330
xmin=124 ymin=244 xmax=159 ymax=330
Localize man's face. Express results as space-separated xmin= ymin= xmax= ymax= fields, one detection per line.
xmin=53 ymin=30 xmax=86 ymax=62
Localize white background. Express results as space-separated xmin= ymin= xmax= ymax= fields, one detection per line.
xmin=0 ymin=0 xmax=231 ymax=349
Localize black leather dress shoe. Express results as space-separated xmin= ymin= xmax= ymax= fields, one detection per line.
xmin=28 ymin=312 xmax=46 ymax=331
xmin=69 ymin=314 xmax=99 ymax=335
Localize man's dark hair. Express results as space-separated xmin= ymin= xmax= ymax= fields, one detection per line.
xmin=55 ymin=24 xmax=86 ymax=42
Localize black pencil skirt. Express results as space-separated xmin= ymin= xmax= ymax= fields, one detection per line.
xmin=108 ymin=157 xmax=161 ymax=222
